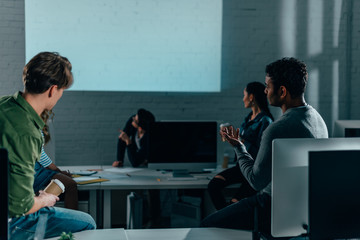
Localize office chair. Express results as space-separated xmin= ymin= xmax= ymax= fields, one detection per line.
xmin=0 ymin=148 xmax=9 ymax=240
xmin=252 ymin=206 xmax=292 ymax=240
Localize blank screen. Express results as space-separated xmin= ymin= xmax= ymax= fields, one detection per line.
xmin=345 ymin=128 xmax=360 ymax=137
xmin=271 ymin=138 xmax=360 ymax=238
xmin=0 ymin=149 xmax=8 ymax=240
xmin=25 ymin=0 xmax=222 ymax=92
xmin=309 ymin=150 xmax=360 ymax=239
xmin=148 ymin=121 xmax=217 ymax=164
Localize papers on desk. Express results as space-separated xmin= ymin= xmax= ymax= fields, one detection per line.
xmin=104 ymin=167 xmax=142 ymax=174
xmin=73 ymin=176 xmax=99 ymax=182
xmin=73 ymin=176 xmax=109 ymax=185
xmin=70 ymin=170 xmax=97 ymax=176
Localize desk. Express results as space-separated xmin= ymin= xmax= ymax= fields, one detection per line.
xmin=60 ymin=165 xmax=219 ymax=228
xmin=47 ymin=228 xmax=252 ymax=240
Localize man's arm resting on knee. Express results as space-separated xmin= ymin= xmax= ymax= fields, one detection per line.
xmin=26 ymin=191 xmax=59 ymax=215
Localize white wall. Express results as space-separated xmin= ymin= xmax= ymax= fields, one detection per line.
xmin=1 ymin=0 xmax=359 ymax=166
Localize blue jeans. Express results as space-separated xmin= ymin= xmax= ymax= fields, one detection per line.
xmin=9 ymin=207 xmax=96 ymax=239
xmin=33 ymin=162 xmax=57 ymax=193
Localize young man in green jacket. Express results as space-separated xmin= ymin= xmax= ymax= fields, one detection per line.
xmin=0 ymin=52 xmax=96 ymax=239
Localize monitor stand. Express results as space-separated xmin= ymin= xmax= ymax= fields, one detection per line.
xmin=172 ymin=169 xmax=193 ymax=178
xmin=167 ymin=169 xmax=196 ymax=181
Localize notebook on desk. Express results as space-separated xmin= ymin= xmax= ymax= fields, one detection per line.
xmin=166 ymin=170 xmax=198 ymax=181
xmin=70 ymin=170 xmax=97 ymax=176
xmin=73 ymin=176 xmax=109 ymax=185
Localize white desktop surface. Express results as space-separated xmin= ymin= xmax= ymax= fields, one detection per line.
xmin=47 ymin=229 xmax=127 ymax=240
xmin=61 ymin=165 xmax=218 ymax=190
xmin=47 ymin=228 xmax=252 ymax=240
xmin=126 ymin=228 xmax=252 ymax=240
xmin=59 ymin=165 xmax=222 ymax=228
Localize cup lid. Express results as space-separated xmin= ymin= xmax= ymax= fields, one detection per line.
xmin=53 ymin=179 xmax=65 ymax=193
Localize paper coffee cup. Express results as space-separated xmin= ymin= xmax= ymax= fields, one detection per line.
xmin=220 ymin=123 xmax=231 ymax=142
xmin=44 ymin=179 xmax=65 ymax=196
xmin=222 ymin=153 xmax=230 ymax=169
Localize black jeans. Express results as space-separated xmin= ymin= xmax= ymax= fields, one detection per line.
xmin=201 ymin=192 xmax=271 ymax=232
xmin=207 ymin=163 xmax=257 ymax=210
xmin=117 ymin=139 xmax=127 ymax=162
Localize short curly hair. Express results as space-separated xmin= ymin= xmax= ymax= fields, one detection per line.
xmin=265 ymin=57 xmax=307 ymax=98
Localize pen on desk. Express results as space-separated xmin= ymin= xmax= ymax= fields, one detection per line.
xmin=126 ymin=173 xmax=131 ymax=177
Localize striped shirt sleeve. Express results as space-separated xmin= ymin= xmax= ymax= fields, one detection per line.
xmin=39 ymin=131 xmax=52 ymax=167
xmin=39 ymin=146 xmax=52 ymax=167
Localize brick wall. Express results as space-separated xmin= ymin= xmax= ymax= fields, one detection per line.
xmin=1 ymin=0 xmax=359 ymax=165
xmin=350 ymin=0 xmax=360 ymax=119
xmin=0 ymin=0 xmax=24 ymax=96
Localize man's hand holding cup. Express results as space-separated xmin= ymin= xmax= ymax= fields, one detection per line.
xmin=219 ymin=123 xmax=231 ymax=142
xmin=221 ymin=124 xmax=242 ymax=147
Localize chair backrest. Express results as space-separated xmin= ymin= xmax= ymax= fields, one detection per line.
xmin=0 ymin=148 xmax=9 ymax=240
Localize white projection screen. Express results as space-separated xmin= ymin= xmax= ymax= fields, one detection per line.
xmin=25 ymin=0 xmax=222 ymax=92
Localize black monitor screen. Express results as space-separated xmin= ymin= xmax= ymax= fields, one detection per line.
xmin=309 ymin=150 xmax=360 ymax=239
xmin=148 ymin=121 xmax=217 ymax=171
xmin=0 ymin=148 xmax=9 ymax=240
xmin=345 ymin=128 xmax=360 ymax=138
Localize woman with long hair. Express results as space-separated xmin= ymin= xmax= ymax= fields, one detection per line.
xmin=208 ymin=82 xmax=274 ymax=210
xmin=33 ymin=110 xmax=79 ymax=210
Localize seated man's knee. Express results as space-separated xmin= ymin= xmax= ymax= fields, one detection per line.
xmin=70 ymin=210 xmax=96 ymax=231
xmin=214 ymin=175 xmax=226 ymax=181
xmin=208 ymin=175 xmax=226 ymax=189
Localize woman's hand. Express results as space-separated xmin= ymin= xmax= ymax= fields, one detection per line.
xmin=119 ymin=130 xmax=131 ymax=145
xmin=112 ymin=160 xmax=123 ymax=167
xmin=60 ymin=170 xmax=72 ymax=177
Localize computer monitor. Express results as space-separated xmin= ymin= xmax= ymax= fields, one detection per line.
xmin=271 ymin=138 xmax=360 ymax=238
xmin=332 ymin=120 xmax=360 ymax=137
xmin=309 ymin=150 xmax=360 ymax=239
xmin=0 ymin=148 xmax=9 ymax=240
xmin=345 ymin=128 xmax=360 ymax=137
xmin=147 ymin=121 xmax=217 ymax=175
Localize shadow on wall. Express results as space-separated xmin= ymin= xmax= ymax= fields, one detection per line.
xmin=275 ymin=0 xmax=351 ymax=133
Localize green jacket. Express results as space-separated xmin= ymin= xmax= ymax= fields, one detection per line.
xmin=0 ymin=92 xmax=44 ymax=217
